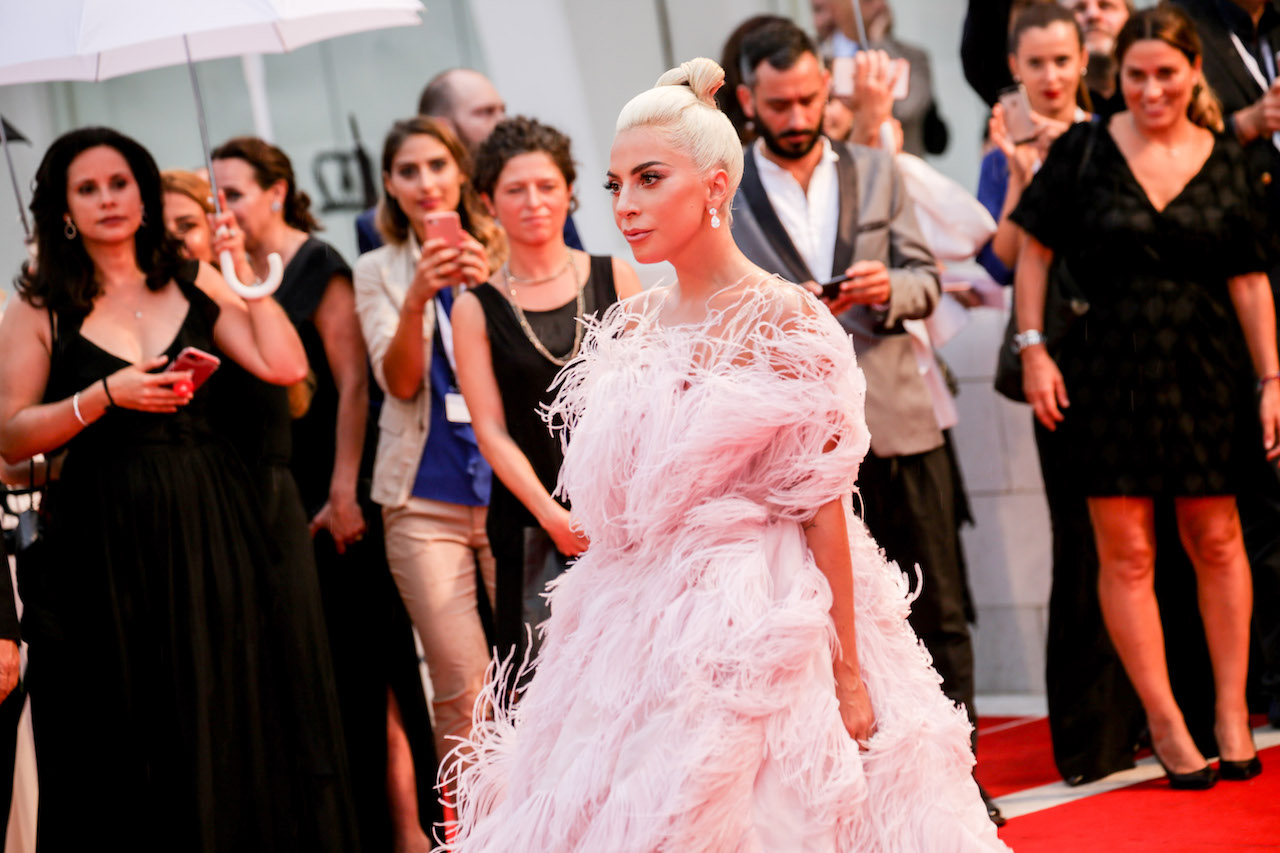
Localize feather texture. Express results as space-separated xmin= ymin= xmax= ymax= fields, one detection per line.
xmin=440 ymin=279 xmax=1008 ymax=852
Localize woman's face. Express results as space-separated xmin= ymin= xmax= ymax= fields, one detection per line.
xmin=1121 ymin=39 xmax=1199 ymax=132
xmin=65 ymin=145 xmax=144 ymax=246
xmin=211 ymin=156 xmax=278 ymax=248
xmin=1010 ymin=22 xmax=1087 ymax=119
xmin=383 ymin=133 xmax=465 ymax=241
xmin=488 ymin=151 xmax=571 ymax=249
xmin=163 ymin=192 xmax=213 ymax=263
xmin=606 ymin=127 xmax=711 ymax=266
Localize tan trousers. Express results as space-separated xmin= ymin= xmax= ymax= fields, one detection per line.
xmin=383 ymin=497 xmax=495 ymax=765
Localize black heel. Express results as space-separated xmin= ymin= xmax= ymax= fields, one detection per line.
xmin=1219 ymin=755 xmax=1262 ymax=781
xmin=1153 ymin=748 xmax=1218 ymax=790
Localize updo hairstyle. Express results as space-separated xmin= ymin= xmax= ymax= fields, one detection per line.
xmin=615 ymin=58 xmax=745 ymax=202
xmin=210 ymin=136 xmax=322 ymax=233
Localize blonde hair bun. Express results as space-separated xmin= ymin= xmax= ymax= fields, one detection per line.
xmin=654 ymin=57 xmax=725 ymax=109
xmin=616 ymin=57 xmax=744 ymax=202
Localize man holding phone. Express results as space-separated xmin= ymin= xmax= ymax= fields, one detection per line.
xmin=730 ymin=18 xmax=1001 ymax=826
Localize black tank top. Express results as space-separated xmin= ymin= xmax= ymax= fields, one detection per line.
xmin=471 ymin=255 xmax=618 ymax=520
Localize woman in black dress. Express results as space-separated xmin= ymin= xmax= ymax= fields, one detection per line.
xmin=0 ymin=126 xmax=355 ymax=850
xmin=212 ymin=138 xmax=439 ymax=848
xmin=453 ymin=117 xmax=642 ymax=669
xmin=1013 ymin=7 xmax=1279 ymax=787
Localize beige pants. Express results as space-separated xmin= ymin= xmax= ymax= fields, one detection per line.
xmin=383 ymin=497 xmax=495 ymax=765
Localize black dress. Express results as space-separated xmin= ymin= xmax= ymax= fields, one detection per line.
xmin=1012 ymin=121 xmax=1269 ymax=497
xmin=471 ymin=256 xmax=619 ymax=666
xmin=28 ymin=277 xmax=354 ymax=851
xmin=275 ymin=238 xmax=440 ymax=846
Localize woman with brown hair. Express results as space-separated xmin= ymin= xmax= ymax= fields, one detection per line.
xmin=351 ymin=116 xmax=502 ymax=810
xmin=0 ymin=126 xmax=354 ymax=849
xmin=1014 ymin=5 xmax=1278 ymax=787
xmin=453 ymin=116 xmax=641 ymax=674
xmin=211 ymin=138 xmax=438 ymax=848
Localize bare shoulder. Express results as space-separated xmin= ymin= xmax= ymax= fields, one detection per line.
xmin=0 ymin=292 xmax=54 ymax=351
xmin=609 ymin=256 xmax=643 ymax=299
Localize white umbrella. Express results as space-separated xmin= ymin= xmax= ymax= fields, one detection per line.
xmin=0 ymin=0 xmax=425 ymax=296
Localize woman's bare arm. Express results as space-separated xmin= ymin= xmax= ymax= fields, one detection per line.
xmin=804 ymin=496 xmax=875 ymax=743
xmin=197 ymin=262 xmax=307 ymax=385
xmin=452 ymin=290 xmax=586 ymax=556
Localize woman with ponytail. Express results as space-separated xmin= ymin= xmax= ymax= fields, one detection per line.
xmin=212 ymin=138 xmax=438 ymax=847
xmin=1012 ymin=4 xmax=1276 ymax=789
xmin=442 ymin=58 xmax=1007 ymax=852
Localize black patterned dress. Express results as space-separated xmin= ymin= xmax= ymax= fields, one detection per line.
xmin=1012 ymin=121 xmax=1271 ymax=496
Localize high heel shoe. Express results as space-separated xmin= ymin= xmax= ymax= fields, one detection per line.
xmin=1153 ymin=748 xmax=1218 ymax=790
xmin=1219 ymin=755 xmax=1262 ymax=781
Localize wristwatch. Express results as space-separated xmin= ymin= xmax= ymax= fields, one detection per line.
xmin=1011 ymin=329 xmax=1046 ymax=354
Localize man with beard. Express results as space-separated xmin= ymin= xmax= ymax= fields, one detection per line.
xmin=729 ymin=17 xmax=1001 ymax=827
xmin=1062 ymin=0 xmax=1132 ymax=115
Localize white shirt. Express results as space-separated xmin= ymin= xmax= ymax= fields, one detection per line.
xmin=753 ymin=137 xmax=841 ymax=281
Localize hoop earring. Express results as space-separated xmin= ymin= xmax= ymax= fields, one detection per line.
xmin=63 ymin=217 xmax=77 ymax=240
xmin=710 ymin=207 xmax=721 ymax=229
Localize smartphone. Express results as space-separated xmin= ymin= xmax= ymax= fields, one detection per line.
xmin=890 ymin=58 xmax=910 ymax=100
xmin=998 ymin=84 xmax=1039 ymax=145
xmin=170 ymin=346 xmax=221 ymax=393
xmin=830 ymin=56 xmax=908 ymax=100
xmin=832 ymin=56 xmax=855 ymax=98
xmin=423 ymin=210 xmax=462 ymax=248
xmin=819 ymin=274 xmax=851 ymax=301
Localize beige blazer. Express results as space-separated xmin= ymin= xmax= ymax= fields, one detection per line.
xmin=352 ymin=234 xmax=436 ymax=509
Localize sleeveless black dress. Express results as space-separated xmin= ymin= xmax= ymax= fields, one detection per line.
xmin=274 ymin=238 xmax=441 ymax=844
xmin=471 ymin=255 xmax=619 ymax=666
xmin=29 ymin=276 xmax=355 ymax=851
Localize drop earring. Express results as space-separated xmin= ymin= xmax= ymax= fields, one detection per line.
xmin=710 ymin=207 xmax=721 ymax=229
xmin=271 ymin=200 xmax=282 ymax=212
xmin=63 ymin=216 xmax=77 ymax=240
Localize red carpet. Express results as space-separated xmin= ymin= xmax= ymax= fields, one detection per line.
xmin=975 ymin=715 xmax=1280 ymax=850
xmin=975 ymin=716 xmax=1060 ymax=798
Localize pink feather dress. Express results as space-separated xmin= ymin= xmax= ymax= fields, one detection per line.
xmin=443 ymin=279 xmax=1009 ymax=852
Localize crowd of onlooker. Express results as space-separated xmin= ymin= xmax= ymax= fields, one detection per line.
xmin=0 ymin=0 xmax=1278 ymax=847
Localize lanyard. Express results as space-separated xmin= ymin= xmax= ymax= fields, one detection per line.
xmin=410 ymin=235 xmax=460 ymax=378
xmin=1229 ymin=31 xmax=1280 ymax=151
xmin=433 ymin=293 xmax=459 ymax=379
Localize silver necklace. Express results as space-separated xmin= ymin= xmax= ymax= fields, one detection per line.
xmin=501 ymin=255 xmax=585 ymax=367
xmin=505 ymin=251 xmax=573 ymax=285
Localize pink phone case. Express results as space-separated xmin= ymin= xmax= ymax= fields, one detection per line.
xmin=171 ymin=346 xmax=221 ymax=392
xmin=424 ymin=211 xmax=462 ymax=248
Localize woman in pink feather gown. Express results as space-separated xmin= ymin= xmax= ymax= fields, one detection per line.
xmin=441 ymin=58 xmax=1009 ymax=853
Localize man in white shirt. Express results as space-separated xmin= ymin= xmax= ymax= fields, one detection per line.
xmin=729 ymin=18 xmax=1001 ymax=826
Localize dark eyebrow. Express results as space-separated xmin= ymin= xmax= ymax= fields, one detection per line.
xmin=631 ymin=161 xmax=668 ymax=174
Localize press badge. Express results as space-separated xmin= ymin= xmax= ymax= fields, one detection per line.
xmin=444 ymin=391 xmax=472 ymax=423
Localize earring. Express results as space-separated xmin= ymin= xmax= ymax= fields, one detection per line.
xmin=140 ymin=208 xmax=147 ymax=227
xmin=63 ymin=216 xmax=77 ymax=240
xmin=271 ymin=200 xmax=282 ymax=212
xmin=710 ymin=207 xmax=721 ymax=229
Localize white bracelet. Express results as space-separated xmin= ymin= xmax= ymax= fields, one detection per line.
xmin=72 ymin=391 xmax=88 ymax=426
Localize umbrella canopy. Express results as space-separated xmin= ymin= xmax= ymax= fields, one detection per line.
xmin=0 ymin=0 xmax=424 ymax=295
xmin=0 ymin=0 xmax=425 ymax=85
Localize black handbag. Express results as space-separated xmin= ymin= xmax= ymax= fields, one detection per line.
xmin=993 ymin=122 xmax=1097 ymax=403
xmin=994 ymin=257 xmax=1090 ymax=402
